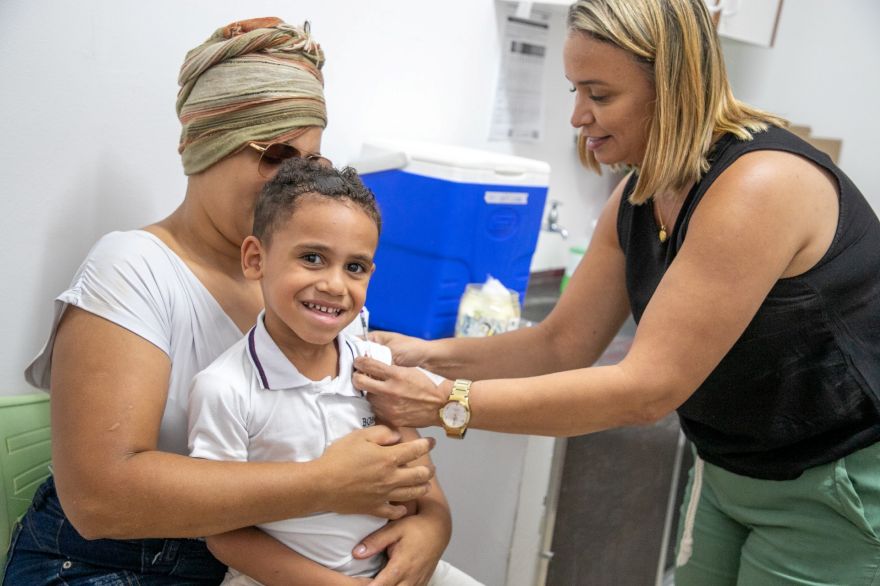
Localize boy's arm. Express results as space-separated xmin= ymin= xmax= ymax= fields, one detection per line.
xmin=399 ymin=427 xmax=449 ymax=519
xmin=358 ymin=427 xmax=451 ymax=586
xmin=207 ymin=527 xmax=369 ymax=586
xmin=357 ymin=346 xmax=451 ymax=584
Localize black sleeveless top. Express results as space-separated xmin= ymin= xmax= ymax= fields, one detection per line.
xmin=618 ymin=126 xmax=880 ymax=479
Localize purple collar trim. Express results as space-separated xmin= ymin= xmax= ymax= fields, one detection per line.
xmin=247 ymin=326 xmax=270 ymax=389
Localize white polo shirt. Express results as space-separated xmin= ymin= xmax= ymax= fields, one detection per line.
xmin=187 ymin=312 xmax=391 ymax=577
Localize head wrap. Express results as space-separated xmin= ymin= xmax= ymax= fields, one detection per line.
xmin=176 ymin=17 xmax=326 ymax=175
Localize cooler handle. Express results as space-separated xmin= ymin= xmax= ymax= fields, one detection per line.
xmin=349 ymin=151 xmax=409 ymax=175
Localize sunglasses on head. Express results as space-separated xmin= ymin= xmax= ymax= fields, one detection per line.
xmin=248 ymin=142 xmax=332 ymax=177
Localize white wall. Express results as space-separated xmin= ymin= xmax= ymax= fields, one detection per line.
xmin=720 ymin=0 xmax=880 ymax=210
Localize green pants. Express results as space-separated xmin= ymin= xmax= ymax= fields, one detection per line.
xmin=674 ymin=441 xmax=880 ymax=586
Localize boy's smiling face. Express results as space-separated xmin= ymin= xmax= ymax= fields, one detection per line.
xmin=242 ymin=194 xmax=378 ymax=352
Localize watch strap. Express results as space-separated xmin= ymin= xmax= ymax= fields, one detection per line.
xmin=450 ymin=378 xmax=471 ymax=402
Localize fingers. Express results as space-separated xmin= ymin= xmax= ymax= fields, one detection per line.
xmin=356 ymin=426 xmax=434 ymax=460
xmin=322 ymin=428 xmax=435 ymax=519
xmin=381 ymin=457 xmax=435 ymax=509
xmin=367 ymin=481 xmax=431 ymax=518
xmin=389 ymin=436 xmax=435 ymax=466
xmin=353 ymin=521 xmax=401 ymax=559
xmin=346 ymin=430 xmax=434 ymax=510
xmin=354 ymin=356 xmax=397 ymax=381
xmin=386 ymin=482 xmax=431 ymax=505
xmin=368 ymin=560 xmax=404 ymax=586
xmin=370 ymin=502 xmax=410 ymax=521
xmin=368 ymin=331 xmax=395 ymax=345
xmin=359 ymin=424 xmax=402 ymax=446
xmin=353 ymin=370 xmax=384 ymax=396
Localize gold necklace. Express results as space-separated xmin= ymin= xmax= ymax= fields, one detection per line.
xmin=656 ymin=186 xmax=692 ymax=243
xmin=655 ymin=197 xmax=670 ymax=243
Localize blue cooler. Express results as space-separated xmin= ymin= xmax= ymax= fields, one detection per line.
xmin=353 ymin=139 xmax=550 ymax=339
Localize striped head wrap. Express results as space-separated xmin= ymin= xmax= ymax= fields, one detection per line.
xmin=176 ymin=17 xmax=326 ymax=175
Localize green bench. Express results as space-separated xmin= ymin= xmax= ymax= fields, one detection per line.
xmin=0 ymin=392 xmax=51 ymax=579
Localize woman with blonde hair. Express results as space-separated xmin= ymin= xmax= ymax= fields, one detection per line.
xmin=4 ymin=18 xmax=446 ymax=585
xmin=354 ymin=1 xmax=880 ymax=583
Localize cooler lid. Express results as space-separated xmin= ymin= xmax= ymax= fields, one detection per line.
xmin=357 ymin=138 xmax=551 ymax=176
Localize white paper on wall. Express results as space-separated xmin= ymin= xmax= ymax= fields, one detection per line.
xmin=489 ymin=8 xmax=550 ymax=143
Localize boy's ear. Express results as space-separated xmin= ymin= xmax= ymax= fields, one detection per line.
xmin=241 ymin=235 xmax=264 ymax=280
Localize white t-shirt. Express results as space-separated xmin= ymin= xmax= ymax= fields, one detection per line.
xmin=25 ymin=230 xmax=243 ymax=455
xmin=188 ymin=313 xmax=391 ymax=578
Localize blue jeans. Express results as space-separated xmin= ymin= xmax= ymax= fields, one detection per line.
xmin=3 ymin=476 xmax=226 ymax=585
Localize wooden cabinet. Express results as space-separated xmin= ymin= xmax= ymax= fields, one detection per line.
xmin=705 ymin=0 xmax=784 ymax=47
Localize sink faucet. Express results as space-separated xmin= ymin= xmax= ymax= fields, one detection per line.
xmin=545 ymin=200 xmax=569 ymax=239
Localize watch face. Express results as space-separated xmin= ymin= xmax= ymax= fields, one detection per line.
xmin=441 ymin=401 xmax=469 ymax=429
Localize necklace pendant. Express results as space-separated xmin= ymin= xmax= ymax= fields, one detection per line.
xmin=658 ymin=227 xmax=668 ymax=243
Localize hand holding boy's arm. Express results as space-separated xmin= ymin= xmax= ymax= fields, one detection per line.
xmin=319 ymin=425 xmax=436 ymax=518
xmin=354 ymin=428 xmax=452 ymax=586
xmin=207 ymin=527 xmax=370 ymax=586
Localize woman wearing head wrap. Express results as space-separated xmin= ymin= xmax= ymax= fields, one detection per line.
xmin=4 ymin=18 xmax=444 ymax=585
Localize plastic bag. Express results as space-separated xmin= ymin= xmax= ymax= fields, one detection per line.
xmin=454 ymin=276 xmax=521 ymax=337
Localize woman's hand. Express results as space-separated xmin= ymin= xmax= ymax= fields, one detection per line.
xmin=320 ymin=425 xmax=436 ymax=519
xmin=354 ymin=509 xmax=449 ymax=586
xmin=354 ymin=358 xmax=450 ymax=429
xmin=368 ymin=331 xmax=431 ymax=367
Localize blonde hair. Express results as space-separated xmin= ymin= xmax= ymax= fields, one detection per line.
xmin=567 ymin=0 xmax=786 ymax=204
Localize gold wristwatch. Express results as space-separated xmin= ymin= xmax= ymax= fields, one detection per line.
xmin=439 ymin=379 xmax=472 ymax=439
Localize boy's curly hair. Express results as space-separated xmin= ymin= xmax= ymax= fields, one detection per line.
xmin=253 ymin=157 xmax=381 ymax=245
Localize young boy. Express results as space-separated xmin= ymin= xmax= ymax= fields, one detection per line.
xmin=187 ymin=158 xmax=481 ymax=585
